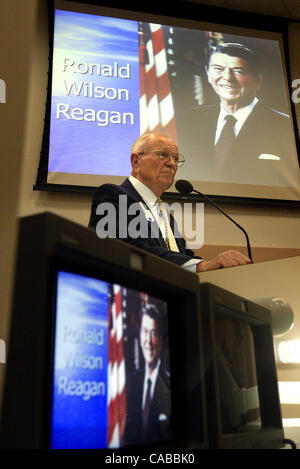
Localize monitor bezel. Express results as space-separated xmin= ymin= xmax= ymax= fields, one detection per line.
xmin=48 ymin=250 xmax=206 ymax=449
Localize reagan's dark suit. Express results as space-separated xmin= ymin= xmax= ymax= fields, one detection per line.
xmin=122 ymin=365 xmax=171 ymax=446
xmin=89 ymin=178 xmax=199 ymax=266
xmin=179 ymin=102 xmax=299 ymax=186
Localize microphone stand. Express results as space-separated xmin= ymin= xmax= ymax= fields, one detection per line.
xmin=192 ymin=189 xmax=253 ymax=263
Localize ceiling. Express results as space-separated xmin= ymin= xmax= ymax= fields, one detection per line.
xmin=186 ymin=0 xmax=300 ymax=20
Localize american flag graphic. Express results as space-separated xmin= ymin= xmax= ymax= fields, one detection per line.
xmin=107 ymin=285 xmax=127 ymax=448
xmin=139 ymin=22 xmax=178 ymax=143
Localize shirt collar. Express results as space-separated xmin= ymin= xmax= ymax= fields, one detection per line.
xmin=129 ymin=175 xmax=158 ymax=208
xmin=219 ymin=96 xmax=258 ymax=123
xmin=145 ymin=359 xmax=161 ymax=385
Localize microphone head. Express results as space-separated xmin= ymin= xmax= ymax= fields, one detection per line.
xmin=175 ymin=179 xmax=194 ymax=194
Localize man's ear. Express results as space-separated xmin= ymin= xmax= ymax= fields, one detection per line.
xmin=131 ymin=153 xmax=139 ymax=171
xmin=205 ymin=65 xmax=212 ymax=84
xmin=257 ymin=73 xmax=263 ymax=91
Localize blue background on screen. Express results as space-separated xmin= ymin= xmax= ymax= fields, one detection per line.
xmin=51 ymin=271 xmax=109 ymax=449
xmin=49 ymin=10 xmax=140 ymax=176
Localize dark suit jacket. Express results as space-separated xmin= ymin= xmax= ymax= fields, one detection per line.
xmin=179 ymin=101 xmax=299 ymax=186
xmin=89 ymin=178 xmax=199 ymax=266
xmin=122 ymin=364 xmax=171 ymax=446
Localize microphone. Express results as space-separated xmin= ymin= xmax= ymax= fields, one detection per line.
xmin=175 ymin=179 xmax=253 ymax=263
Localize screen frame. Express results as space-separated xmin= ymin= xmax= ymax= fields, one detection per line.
xmin=200 ymin=282 xmax=284 ymax=449
xmin=34 ymin=0 xmax=300 ymax=207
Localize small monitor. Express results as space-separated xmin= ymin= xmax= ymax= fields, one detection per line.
xmin=0 ymin=212 xmax=207 ymax=449
xmin=200 ymin=282 xmax=285 ymax=449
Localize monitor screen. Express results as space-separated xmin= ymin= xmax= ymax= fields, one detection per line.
xmin=214 ymin=308 xmax=261 ymax=434
xmin=51 ymin=270 xmax=171 ymax=449
xmin=200 ymin=282 xmax=284 ymax=449
xmin=35 ymin=0 xmax=300 ymax=203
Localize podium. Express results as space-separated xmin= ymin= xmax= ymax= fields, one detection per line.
xmin=198 ymin=255 xmax=300 ymax=308
xmin=198 ymin=255 xmax=300 ymax=369
xmin=199 ymin=256 xmax=300 ymax=447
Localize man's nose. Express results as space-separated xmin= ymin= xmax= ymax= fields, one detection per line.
xmin=222 ymin=67 xmax=234 ymax=80
xmin=144 ymin=331 xmax=153 ymax=342
xmin=166 ymin=155 xmax=177 ymax=167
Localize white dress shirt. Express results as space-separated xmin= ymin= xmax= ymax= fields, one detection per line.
xmin=215 ymin=97 xmax=259 ymax=144
xmin=129 ymin=176 xmax=166 ymax=237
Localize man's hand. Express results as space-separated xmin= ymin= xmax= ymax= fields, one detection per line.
xmin=196 ymin=249 xmax=251 ymax=272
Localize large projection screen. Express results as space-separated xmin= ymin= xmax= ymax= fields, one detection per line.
xmin=37 ymin=0 xmax=300 ymax=203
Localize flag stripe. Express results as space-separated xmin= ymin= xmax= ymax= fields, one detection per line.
xmin=107 ymin=285 xmax=127 ymax=448
xmin=139 ymin=22 xmax=177 ymax=142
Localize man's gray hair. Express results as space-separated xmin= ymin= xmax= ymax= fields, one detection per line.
xmin=131 ymin=132 xmax=169 ymax=155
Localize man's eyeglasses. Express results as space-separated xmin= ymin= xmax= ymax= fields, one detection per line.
xmin=138 ymin=149 xmax=185 ymax=167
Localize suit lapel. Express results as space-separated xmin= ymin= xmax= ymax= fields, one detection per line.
xmin=228 ymin=102 xmax=263 ymax=159
xmin=121 ymin=178 xmax=146 ymax=204
xmin=120 ymin=179 xmax=167 ymax=249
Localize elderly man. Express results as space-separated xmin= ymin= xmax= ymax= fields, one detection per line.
xmin=179 ymin=42 xmax=298 ymax=185
xmin=89 ymin=132 xmax=250 ymax=272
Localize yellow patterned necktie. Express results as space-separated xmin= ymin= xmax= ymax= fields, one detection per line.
xmin=156 ymin=198 xmax=179 ymax=252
